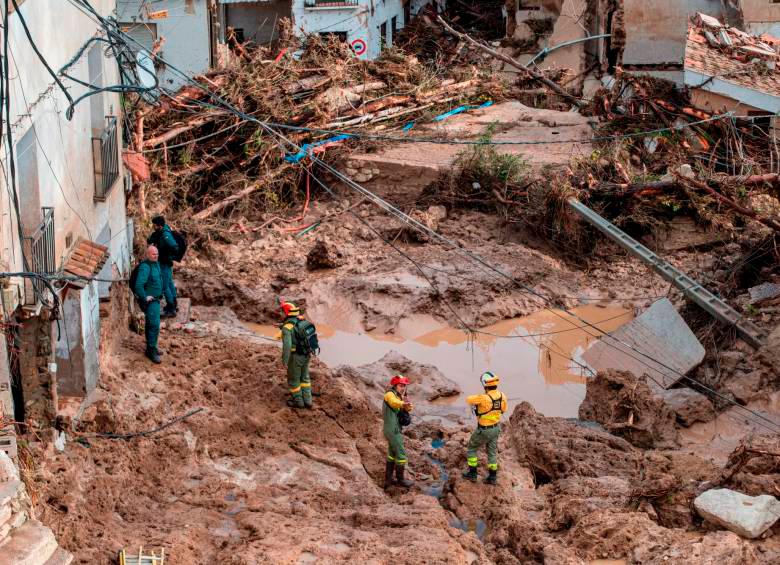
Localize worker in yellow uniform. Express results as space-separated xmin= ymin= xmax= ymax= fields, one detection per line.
xmin=383 ymin=375 xmax=414 ymax=489
xmin=462 ymin=371 xmax=507 ymax=485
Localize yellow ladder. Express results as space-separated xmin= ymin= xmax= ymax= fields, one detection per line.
xmin=118 ymin=547 xmax=165 ymax=565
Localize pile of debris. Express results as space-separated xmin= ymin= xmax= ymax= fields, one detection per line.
xmin=421 ymin=68 xmax=780 ymax=258
xmin=128 ymin=31 xmax=504 ymax=239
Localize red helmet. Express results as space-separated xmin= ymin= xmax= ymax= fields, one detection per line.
xmin=280 ymin=301 xmax=300 ymax=317
xmin=390 ymin=375 xmax=410 ymax=387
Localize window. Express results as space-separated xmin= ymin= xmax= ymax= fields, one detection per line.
xmin=379 ymin=20 xmax=388 ymax=49
xmin=118 ymin=22 xmax=158 ymax=55
xmin=88 ymin=44 xmax=104 ymax=137
xmin=92 ymin=117 xmax=120 ymax=201
xmin=320 ymin=31 xmax=348 ymax=42
xmin=404 ymin=1 xmax=411 ymax=26
xmin=16 ymin=125 xmax=40 ymax=236
xmin=391 ymin=16 xmax=398 ymax=45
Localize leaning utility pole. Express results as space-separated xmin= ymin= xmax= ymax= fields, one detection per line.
xmin=567 ymin=198 xmax=766 ymax=349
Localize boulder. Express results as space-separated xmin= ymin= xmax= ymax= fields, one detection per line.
xmin=693 ymin=488 xmax=780 ymax=539
xmin=657 ymin=388 xmax=715 ymax=426
xmin=306 ymin=240 xmax=345 ymax=271
xmin=579 ymin=370 xmax=678 ymax=448
xmin=508 ymin=402 xmax=641 ymax=483
xmin=723 ymin=370 xmax=763 ymax=405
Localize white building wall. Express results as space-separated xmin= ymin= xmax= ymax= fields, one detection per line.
xmin=291 ymin=0 xmax=439 ymax=60
xmin=117 ymin=0 xmax=211 ymax=90
xmin=1 ymin=0 xmax=132 ymax=396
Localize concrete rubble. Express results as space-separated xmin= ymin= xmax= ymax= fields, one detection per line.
xmin=582 ymin=298 xmax=706 ymax=389
xmin=694 ymin=488 xmax=780 ymax=539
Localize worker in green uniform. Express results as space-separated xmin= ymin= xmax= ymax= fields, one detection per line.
xmin=133 ymin=245 xmax=164 ymax=364
xmin=280 ymin=301 xmax=313 ymax=409
xmin=462 ymin=371 xmax=507 ymax=485
xmin=383 ymin=375 xmax=414 ymax=489
xmin=148 ymin=216 xmax=179 ymax=318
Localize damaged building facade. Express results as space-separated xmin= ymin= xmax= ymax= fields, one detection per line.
xmin=116 ymin=0 xmax=444 ymax=90
xmin=0 ymin=1 xmax=131 ymax=441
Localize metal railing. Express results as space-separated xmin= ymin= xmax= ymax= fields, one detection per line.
xmin=23 ymin=207 xmax=55 ymax=305
xmin=305 ymin=0 xmax=359 ymax=7
xmin=92 ymin=116 xmax=120 ymax=201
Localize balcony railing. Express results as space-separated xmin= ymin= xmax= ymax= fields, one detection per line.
xmin=23 ymin=207 xmax=55 ymax=305
xmin=92 ymin=116 xmax=120 ymax=201
xmin=305 ymin=0 xmax=359 ymax=8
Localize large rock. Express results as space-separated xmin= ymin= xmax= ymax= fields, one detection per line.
xmin=545 ymin=476 xmax=633 ymax=531
xmin=508 ymin=402 xmax=641 ymax=483
xmin=306 ymin=239 xmax=345 ymax=270
xmin=579 ymin=370 xmax=678 ymax=448
xmin=658 ymin=387 xmax=715 ymax=426
xmin=694 ymin=488 xmax=780 ymax=539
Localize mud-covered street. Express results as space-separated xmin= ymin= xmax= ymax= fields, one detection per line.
xmin=34 ymin=193 xmax=780 ymax=563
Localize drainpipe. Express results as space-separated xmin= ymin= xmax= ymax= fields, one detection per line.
xmin=527 ymin=33 xmax=612 ymax=67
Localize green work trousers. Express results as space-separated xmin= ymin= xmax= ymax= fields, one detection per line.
xmin=466 ymin=425 xmax=500 ymax=471
xmin=287 ymin=353 xmax=311 ymax=407
xmin=144 ymin=300 xmax=161 ymax=350
xmin=160 ymin=263 xmax=177 ymax=307
xmin=384 ymin=429 xmax=408 ymax=466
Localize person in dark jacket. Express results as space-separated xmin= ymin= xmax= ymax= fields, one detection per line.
xmin=147 ymin=215 xmax=179 ymax=318
xmin=134 ymin=245 xmax=164 ymax=364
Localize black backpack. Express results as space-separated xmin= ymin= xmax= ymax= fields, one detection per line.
xmin=128 ymin=263 xmax=144 ymax=309
xmin=293 ymin=319 xmax=320 ymax=356
xmin=170 ymin=230 xmax=187 ymax=262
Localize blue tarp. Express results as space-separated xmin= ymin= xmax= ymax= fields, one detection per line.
xmin=432 ymin=101 xmax=493 ymax=122
xmin=284 ymin=134 xmax=352 ymax=163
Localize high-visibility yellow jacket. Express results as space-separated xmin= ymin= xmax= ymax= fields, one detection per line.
xmin=466 ymin=389 xmax=507 ymax=427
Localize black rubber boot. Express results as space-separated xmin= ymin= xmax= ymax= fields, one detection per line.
xmin=161 ymin=304 xmax=177 ymax=318
xmin=145 ymin=347 xmax=161 ymax=364
xmin=395 ymin=465 xmax=414 ymax=488
xmin=383 ymin=461 xmax=395 ymax=490
xmin=484 ymin=469 xmax=498 ymax=485
xmin=462 ymin=466 xmax=478 ymax=482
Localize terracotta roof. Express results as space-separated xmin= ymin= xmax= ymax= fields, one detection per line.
xmin=63 ymin=239 xmax=109 ymax=288
xmin=684 ymin=13 xmax=780 ymax=99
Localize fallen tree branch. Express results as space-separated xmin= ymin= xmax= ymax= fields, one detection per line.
xmin=193 ymin=167 xmax=291 ymax=220
xmin=143 ymin=112 xmax=227 ymax=148
xmin=437 ymin=16 xmax=584 ymax=108
xmin=680 ymin=175 xmax=780 ymax=232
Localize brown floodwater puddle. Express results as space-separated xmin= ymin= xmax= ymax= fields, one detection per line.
xmin=246 ymin=304 xmax=633 ymax=418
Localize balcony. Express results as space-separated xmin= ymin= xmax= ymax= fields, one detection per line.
xmin=304 ymin=0 xmax=360 ymax=9
xmin=23 ymin=207 xmax=55 ymax=306
xmin=92 ymin=116 xmax=120 ymax=201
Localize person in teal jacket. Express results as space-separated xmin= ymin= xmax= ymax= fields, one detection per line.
xmin=134 ymin=245 xmax=164 ymax=364
xmin=148 ymin=215 xmax=179 ymax=318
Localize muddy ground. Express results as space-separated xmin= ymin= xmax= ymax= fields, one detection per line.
xmin=34 ymin=180 xmax=780 ymax=563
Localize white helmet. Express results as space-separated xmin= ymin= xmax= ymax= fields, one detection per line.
xmin=480 ymin=371 xmax=500 ymax=387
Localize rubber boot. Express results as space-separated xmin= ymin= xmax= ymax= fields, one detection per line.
xmin=395 ymin=465 xmax=414 ymax=488
xmin=383 ymin=461 xmax=395 ymax=490
xmin=145 ymin=347 xmax=161 ymax=364
xmin=161 ymin=303 xmax=177 ymax=318
xmin=462 ymin=466 xmax=478 ymax=482
xmin=484 ymin=469 xmax=497 ymax=485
